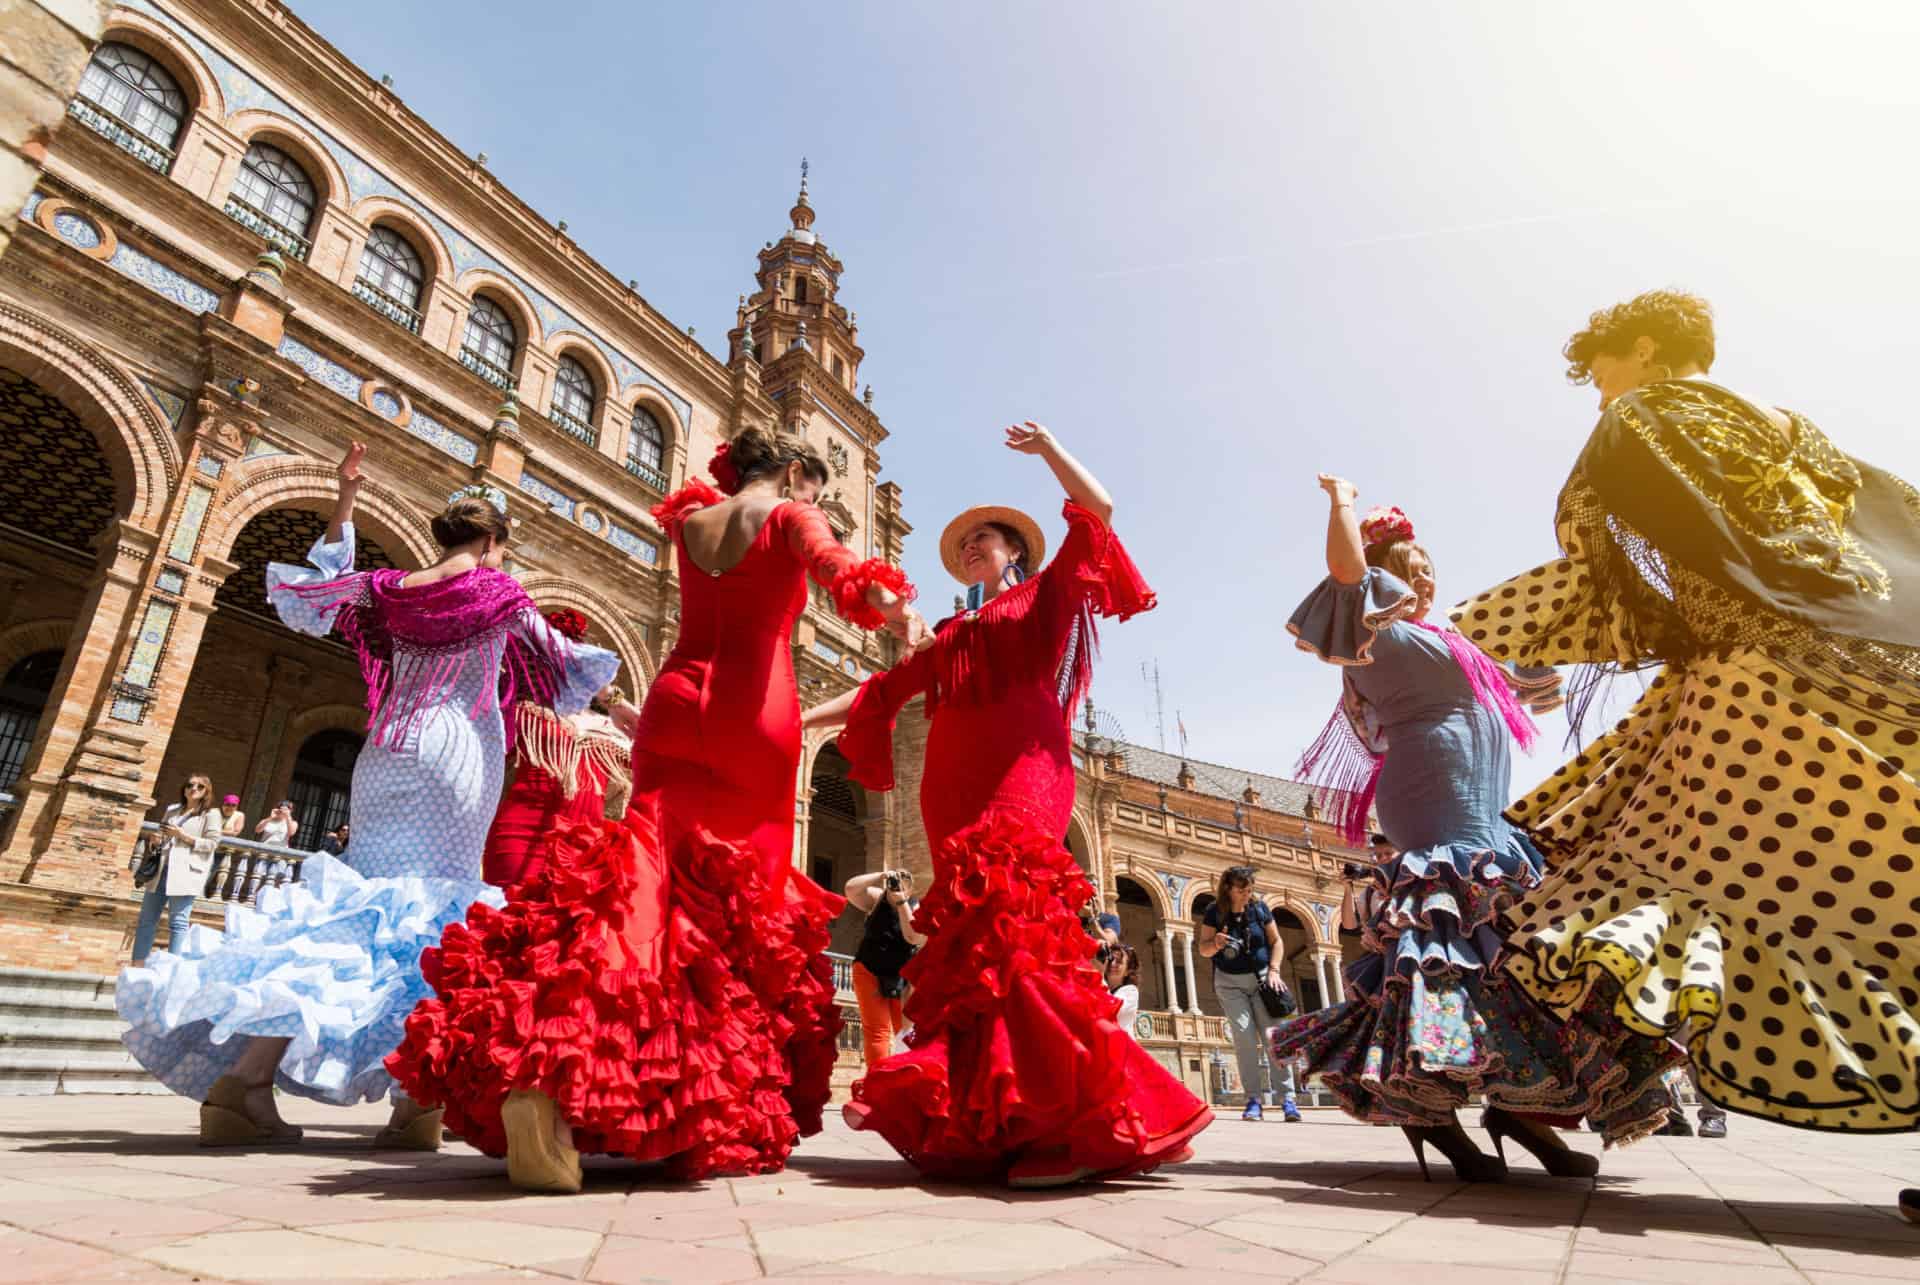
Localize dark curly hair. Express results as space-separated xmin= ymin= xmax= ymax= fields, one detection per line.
xmin=1563 ymin=289 xmax=1715 ymax=385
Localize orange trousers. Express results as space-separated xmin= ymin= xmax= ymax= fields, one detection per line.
xmin=852 ymin=961 xmax=905 ymax=1068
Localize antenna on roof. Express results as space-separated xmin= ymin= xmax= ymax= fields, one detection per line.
xmin=1140 ymin=660 xmax=1166 ymax=753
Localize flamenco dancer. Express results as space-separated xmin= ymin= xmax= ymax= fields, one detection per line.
xmin=391 ymin=429 xmax=921 ymax=1192
xmin=1271 ymin=480 xmax=1682 ymax=1181
xmin=483 ymin=611 xmax=639 ymax=888
xmin=1450 ymin=292 xmax=1920 ymax=1163
xmin=805 ymin=422 xmax=1212 ymax=1186
xmin=117 ymin=443 xmax=619 ymax=1148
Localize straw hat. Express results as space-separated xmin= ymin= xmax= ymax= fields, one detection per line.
xmin=939 ymin=504 xmax=1046 ymax=586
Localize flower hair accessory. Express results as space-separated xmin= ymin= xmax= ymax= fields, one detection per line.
xmin=448 ymin=483 xmax=510 ymax=514
xmin=708 ymin=442 xmax=742 ymax=495
xmin=542 ymin=608 xmax=589 ymax=641
xmin=1359 ymin=505 xmax=1415 ymax=550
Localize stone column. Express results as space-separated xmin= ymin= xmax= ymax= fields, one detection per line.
xmin=1180 ymin=929 xmax=1203 ymax=1014
xmin=1158 ymin=930 xmax=1178 ymax=1014
xmin=1328 ymin=950 xmax=1347 ymax=1004
xmin=1314 ymin=952 xmax=1333 ymax=1011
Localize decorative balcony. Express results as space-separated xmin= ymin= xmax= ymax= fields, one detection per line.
xmin=352 ymin=276 xmax=423 ymax=335
xmin=623 ymin=456 xmax=669 ymax=493
xmin=66 ymin=97 xmax=173 ymax=174
xmin=549 ymin=404 xmax=598 ymax=448
xmin=458 ymin=345 xmax=514 ymax=391
xmin=221 ymin=195 xmax=311 ymax=261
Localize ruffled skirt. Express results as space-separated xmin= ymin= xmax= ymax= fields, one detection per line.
xmin=116 ymin=854 xmax=500 ymax=1106
xmin=387 ymin=814 xmax=843 ymax=1178
xmin=1501 ymin=645 xmax=1920 ymax=1132
xmin=1271 ymin=834 xmax=1682 ymax=1144
xmin=845 ymin=811 xmax=1212 ymax=1181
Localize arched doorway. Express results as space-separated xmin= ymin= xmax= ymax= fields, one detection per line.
xmin=1065 ymin=815 xmax=1093 ymax=875
xmin=1114 ymin=875 xmax=1164 ymax=1010
xmin=1270 ymin=904 xmax=1321 ymax=1010
xmin=1189 ymin=890 xmax=1225 ymax=1018
xmin=0 ymin=650 xmax=62 ymax=791
xmin=286 ymin=728 xmax=361 ymax=850
xmin=806 ymin=744 xmax=868 ymax=955
xmin=212 ymin=507 xmax=398 ymax=617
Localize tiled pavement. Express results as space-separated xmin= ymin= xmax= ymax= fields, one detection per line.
xmin=1 ymin=1096 xmax=1917 ymax=1283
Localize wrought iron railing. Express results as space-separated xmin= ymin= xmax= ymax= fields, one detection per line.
xmin=66 ymin=97 xmax=173 ymax=174
xmin=221 ymin=195 xmax=312 ymax=261
xmin=459 ymin=346 xmax=514 ymax=391
xmin=352 ymin=276 xmax=423 ymax=334
xmin=623 ymin=457 xmax=669 ymax=493
xmin=130 ymin=822 xmax=309 ymax=905
xmin=549 ymin=405 xmax=598 ymax=448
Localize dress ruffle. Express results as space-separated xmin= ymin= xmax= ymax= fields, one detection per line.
xmin=388 ymin=815 xmax=843 ymax=1178
xmin=117 ymin=855 xmax=500 ymax=1106
xmin=650 ymin=480 xmax=725 ymax=536
xmin=1287 ymin=568 xmax=1421 ymax=667
xmin=830 ymin=558 xmax=915 ymax=631
xmin=845 ymin=812 xmax=1211 ymax=1181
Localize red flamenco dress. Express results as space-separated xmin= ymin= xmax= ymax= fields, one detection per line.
xmin=481 ymin=701 xmax=634 ymax=888
xmin=390 ymin=481 xmax=912 ymax=1178
xmin=838 ymin=501 xmax=1213 ymax=1183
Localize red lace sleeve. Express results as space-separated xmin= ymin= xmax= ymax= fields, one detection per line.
xmin=836 ymin=649 xmax=933 ymax=791
xmin=1044 ymin=500 xmax=1157 ymax=622
xmin=649 ymin=480 xmax=724 ymax=539
xmin=781 ymin=503 xmax=916 ymax=630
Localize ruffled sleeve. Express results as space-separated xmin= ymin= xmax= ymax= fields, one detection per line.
xmin=1043 ymin=501 xmax=1157 ymax=622
xmin=780 ymin=503 xmax=917 ymax=631
xmin=649 ymin=480 xmax=724 ymax=540
xmin=836 ymin=646 xmax=935 ymax=791
xmin=265 ymin=523 xmax=365 ymax=638
xmin=507 ymin=607 xmax=620 ymax=717
xmin=1287 ymin=568 xmax=1420 ymax=666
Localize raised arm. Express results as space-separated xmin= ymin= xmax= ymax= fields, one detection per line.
xmin=783 ymin=503 xmax=927 ymax=647
xmin=1006 ymin=422 xmax=1112 ymax=525
xmin=1318 ymin=474 xmax=1366 ymax=586
xmin=329 ymin=441 xmax=365 ymax=545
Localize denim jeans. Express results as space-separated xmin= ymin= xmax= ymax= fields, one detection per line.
xmin=1214 ymin=967 xmax=1296 ymax=1103
xmin=132 ymin=886 xmax=195 ymax=962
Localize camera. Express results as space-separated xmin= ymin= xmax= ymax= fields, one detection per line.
xmin=1343 ymin=862 xmax=1371 ymax=882
xmin=884 ymin=872 xmax=901 ymax=892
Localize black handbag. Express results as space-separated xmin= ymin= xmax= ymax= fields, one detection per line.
xmin=1258 ymin=975 xmax=1296 ymax=1020
xmin=131 ymin=841 xmax=163 ymax=889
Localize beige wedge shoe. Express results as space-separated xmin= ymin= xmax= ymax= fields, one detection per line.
xmin=502 ymin=1089 xmax=582 ymax=1194
xmin=373 ymin=1104 xmax=445 ymax=1151
xmin=199 ymin=1075 xmax=303 ymax=1147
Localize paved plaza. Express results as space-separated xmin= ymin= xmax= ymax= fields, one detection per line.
xmin=0 ymin=1097 xmax=1917 ymax=1282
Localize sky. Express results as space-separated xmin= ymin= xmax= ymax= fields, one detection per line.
xmin=316 ymin=0 xmax=1920 ymax=785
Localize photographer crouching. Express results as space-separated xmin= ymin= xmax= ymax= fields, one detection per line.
xmin=845 ymin=868 xmax=926 ymax=1068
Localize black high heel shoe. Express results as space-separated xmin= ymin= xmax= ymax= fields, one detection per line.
xmin=1401 ymin=1124 xmax=1508 ymax=1182
xmin=1483 ymin=1107 xmax=1600 ymax=1178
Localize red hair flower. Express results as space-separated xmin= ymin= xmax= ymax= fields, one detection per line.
xmin=1359 ymin=505 xmax=1415 ymax=550
xmin=708 ymin=442 xmax=742 ymax=496
xmin=543 ymin=608 xmax=589 ymax=642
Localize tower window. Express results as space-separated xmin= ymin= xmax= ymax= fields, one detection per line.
xmin=794 ymin=276 xmax=809 ymax=304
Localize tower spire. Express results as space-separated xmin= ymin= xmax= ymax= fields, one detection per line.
xmin=790 ymin=156 xmax=815 ymax=232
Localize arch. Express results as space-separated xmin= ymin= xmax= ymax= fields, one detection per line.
xmin=208 ymin=458 xmax=437 ymax=570
xmin=1267 ymin=895 xmax=1324 ymax=947
xmin=1113 ymin=867 xmax=1171 ymax=921
xmin=515 ymin=576 xmax=655 ymax=698
xmin=1191 ymin=889 xmax=1217 ymax=924
xmin=99 ymin=10 xmax=224 ymax=120
xmin=454 ymin=269 xmax=540 ymax=352
xmin=0 ymin=307 xmax=176 ymax=530
xmin=1065 ymin=810 xmax=1095 ymax=876
xmin=348 ymin=197 xmax=453 ymax=283
xmin=224 ymin=110 xmax=347 ymax=212
xmin=0 ymin=620 xmax=74 ymax=681
xmin=545 ymin=332 xmax=615 ymax=397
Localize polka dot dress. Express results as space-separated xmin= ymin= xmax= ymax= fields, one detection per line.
xmin=1456 ymin=554 xmax=1920 ymax=1133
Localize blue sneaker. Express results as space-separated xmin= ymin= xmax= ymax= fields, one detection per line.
xmin=1241 ymin=1098 xmax=1263 ymax=1122
xmin=1282 ymin=1097 xmax=1302 ymax=1123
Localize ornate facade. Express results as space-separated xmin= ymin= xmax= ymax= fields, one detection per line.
xmin=0 ymin=0 xmax=909 ymax=973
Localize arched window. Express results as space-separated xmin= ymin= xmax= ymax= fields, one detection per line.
xmin=72 ymin=42 xmax=186 ymax=171
xmin=226 ymin=142 xmax=317 ymax=260
xmin=286 ymin=728 xmax=362 ymax=851
xmin=550 ymin=356 xmax=597 ymax=446
xmin=459 ymin=295 xmax=517 ymax=390
xmin=625 ymin=405 xmax=665 ymax=487
xmin=0 ymin=649 xmax=62 ymax=790
xmin=354 ymin=225 xmax=425 ymax=333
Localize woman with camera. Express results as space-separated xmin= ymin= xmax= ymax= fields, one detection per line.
xmin=1198 ymin=866 xmax=1299 ymax=1122
xmin=845 ymin=869 xmax=925 ymax=1067
xmin=130 ymin=774 xmax=224 ymax=965
xmin=1103 ymin=946 xmax=1143 ymax=1042
xmin=254 ymin=800 xmax=297 ymax=848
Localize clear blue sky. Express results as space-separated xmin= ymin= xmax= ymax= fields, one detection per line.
xmin=320 ymin=0 xmax=1920 ymax=783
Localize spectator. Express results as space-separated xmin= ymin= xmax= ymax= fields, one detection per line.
xmin=1105 ymin=945 xmax=1143 ymax=1041
xmin=1369 ymin=831 xmax=1395 ymax=863
xmin=1095 ymin=911 xmax=1124 ymax=951
xmin=845 ymin=868 xmax=925 ymax=1067
xmin=255 ymin=800 xmax=297 ymax=847
xmin=222 ymin=795 xmax=247 ymax=837
xmin=132 ymin=775 xmax=224 ymax=964
xmin=320 ymin=823 xmax=350 ymax=856
xmin=1198 ymin=865 xmax=1300 ymax=1122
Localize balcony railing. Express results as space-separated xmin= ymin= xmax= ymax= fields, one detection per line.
xmin=352 ymin=276 xmax=423 ymax=335
xmin=623 ymin=457 xmax=669 ymax=492
xmin=459 ymin=346 xmax=514 ymax=391
xmin=130 ymin=823 xmax=310 ymax=906
xmin=549 ymin=405 xmax=598 ymax=447
xmin=66 ymin=97 xmax=173 ymax=174
xmin=221 ymin=195 xmax=312 ymax=261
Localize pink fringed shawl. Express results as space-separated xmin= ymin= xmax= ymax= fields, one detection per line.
xmin=1299 ymin=619 xmax=1539 ymax=845
xmin=278 ymin=567 xmax=564 ymax=755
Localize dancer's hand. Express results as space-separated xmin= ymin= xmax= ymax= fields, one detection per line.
xmin=338 ymin=441 xmax=366 ymax=487
xmin=1317 ymin=474 xmax=1356 ymax=507
xmin=1004 ymin=421 xmax=1056 ymax=456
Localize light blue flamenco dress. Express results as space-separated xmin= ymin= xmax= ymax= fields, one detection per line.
xmin=116 ymin=524 xmax=618 ymax=1106
xmin=1270 ymin=568 xmax=1681 ymax=1142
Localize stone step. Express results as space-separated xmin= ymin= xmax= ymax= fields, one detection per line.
xmin=0 ymin=1046 xmax=143 ymax=1073
xmin=0 ymin=968 xmax=157 ymax=1096
xmin=0 ymin=1014 xmax=132 ymax=1045
xmin=0 ymin=1068 xmax=169 ymax=1096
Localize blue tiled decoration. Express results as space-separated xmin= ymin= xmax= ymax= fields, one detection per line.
xmin=518 ymin=473 xmax=574 ymax=518
xmin=139 ymin=379 xmax=187 ymax=428
xmin=578 ymin=509 xmax=603 ymax=535
xmin=155 ymin=569 xmax=186 ymax=595
xmin=244 ymin=436 xmax=290 ymax=458
xmin=405 ymin=410 xmax=480 ymax=464
xmin=370 ymin=389 xmax=402 ymax=419
xmin=20 ymin=192 xmax=41 ymax=221
xmin=51 ymin=210 xmax=102 ymax=250
xmin=195 ymin=456 xmax=224 ymax=479
xmin=1161 ymin=871 xmax=1191 ymax=914
xmin=105 ymin=244 xmax=220 ymax=314
xmin=124 ymin=0 xmax=692 ymax=428
xmin=276 ymin=336 xmax=364 ymax=401
xmin=607 ymin=522 xmax=659 ymax=564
